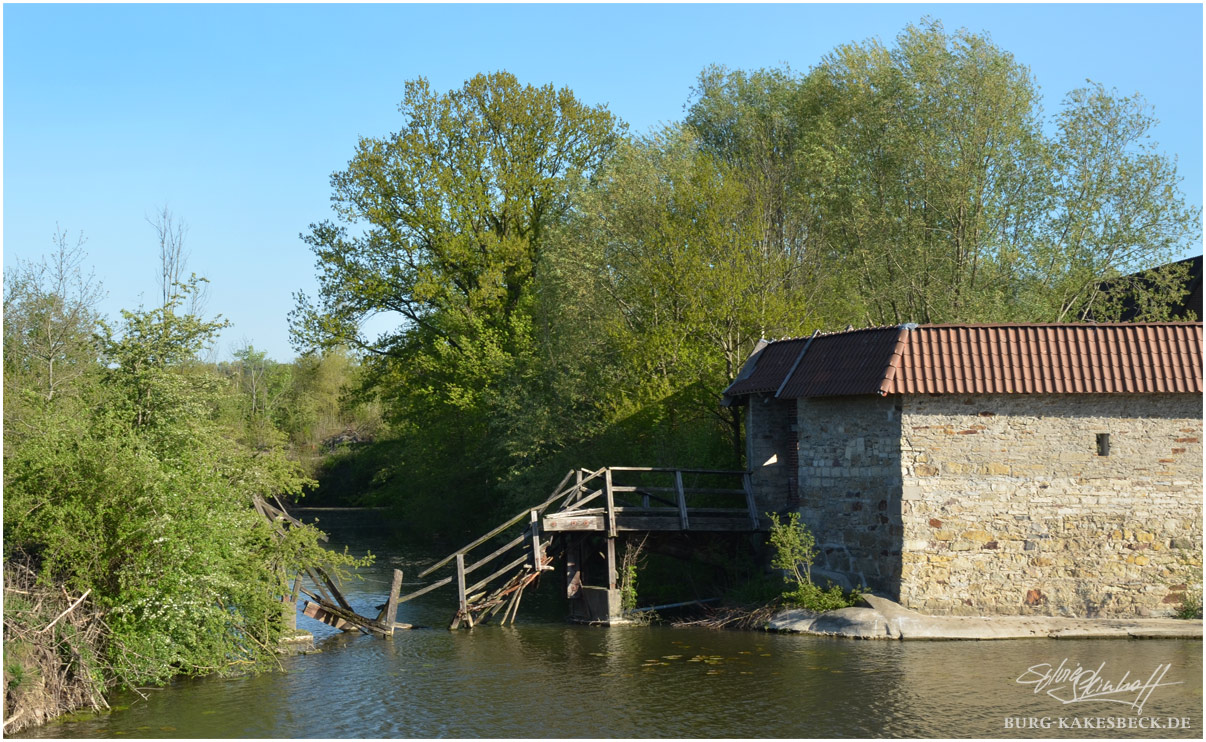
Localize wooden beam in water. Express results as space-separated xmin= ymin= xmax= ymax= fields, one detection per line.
xmin=302 ymin=600 xmax=353 ymax=630
xmin=301 ymin=599 xmax=388 ymax=636
xmin=376 ymin=569 xmax=404 ymax=635
xmin=396 ymin=575 xmax=453 ymax=604
xmin=455 ymin=554 xmax=469 ymax=622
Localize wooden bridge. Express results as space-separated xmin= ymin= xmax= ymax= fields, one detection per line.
xmin=275 ymin=467 xmax=763 ymax=633
xmin=397 ymin=467 xmax=762 ymax=628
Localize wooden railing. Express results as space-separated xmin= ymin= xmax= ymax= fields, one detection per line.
xmin=594 ymin=466 xmax=760 ymax=533
xmin=397 ymin=468 xmax=607 ymax=628
xmin=396 ymin=466 xmax=758 ymax=628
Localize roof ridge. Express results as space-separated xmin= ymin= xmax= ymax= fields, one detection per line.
xmin=877 ymin=326 xmax=911 ymax=395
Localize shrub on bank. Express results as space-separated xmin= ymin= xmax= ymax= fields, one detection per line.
xmin=3 ymin=288 xmax=367 ymax=728
xmin=767 ymin=512 xmax=862 ymax=612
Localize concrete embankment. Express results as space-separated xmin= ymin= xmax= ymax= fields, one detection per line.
xmin=767 ymin=594 xmax=1203 ymax=640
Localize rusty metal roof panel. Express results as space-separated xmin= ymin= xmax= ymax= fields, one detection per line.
xmin=777 ymin=327 xmax=905 ymax=398
xmin=723 ymin=336 xmax=810 ymax=397
xmin=726 ymin=322 xmax=1202 ymax=399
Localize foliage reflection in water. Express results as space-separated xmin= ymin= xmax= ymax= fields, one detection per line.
xmin=18 ymin=510 xmax=1203 ymax=739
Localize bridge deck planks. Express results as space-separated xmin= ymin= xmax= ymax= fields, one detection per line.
xmin=542 ymin=507 xmax=759 ymax=533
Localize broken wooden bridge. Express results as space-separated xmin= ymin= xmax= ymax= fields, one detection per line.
xmin=394 ymin=466 xmax=763 ymax=629
xmin=278 ymin=466 xmax=764 ymax=633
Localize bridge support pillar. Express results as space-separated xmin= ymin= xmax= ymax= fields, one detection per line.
xmin=565 ymin=534 xmax=627 ymax=624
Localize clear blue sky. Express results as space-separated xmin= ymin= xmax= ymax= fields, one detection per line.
xmin=5 ymin=3 xmax=1202 ymax=361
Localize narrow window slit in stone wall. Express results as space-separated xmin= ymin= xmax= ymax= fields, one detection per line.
xmin=1096 ymin=432 xmax=1110 ymax=456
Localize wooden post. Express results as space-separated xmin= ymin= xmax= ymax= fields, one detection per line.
xmin=282 ymin=573 xmax=302 ymax=631
xmin=529 ymin=510 xmax=543 ymax=570
xmin=606 ymin=536 xmax=622 ymax=623
xmin=604 ymin=468 xmax=617 ymax=538
xmin=380 ymin=569 xmax=403 ymax=635
xmin=675 ymin=470 xmax=689 ymax=531
xmin=565 ymin=536 xmax=583 ymax=598
xmin=743 ymin=472 xmax=760 ymax=529
xmin=455 ymin=553 xmax=470 ymax=628
xmin=606 ymin=536 xmax=617 ymax=591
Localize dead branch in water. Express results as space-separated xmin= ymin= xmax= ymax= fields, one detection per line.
xmin=671 ymin=600 xmax=782 ymax=631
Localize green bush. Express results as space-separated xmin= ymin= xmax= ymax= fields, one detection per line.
xmin=766 ymin=512 xmax=861 ymax=612
xmin=4 ymin=285 xmax=367 ymax=689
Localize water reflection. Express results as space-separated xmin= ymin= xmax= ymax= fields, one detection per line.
xmin=17 ymin=510 xmax=1202 ymax=739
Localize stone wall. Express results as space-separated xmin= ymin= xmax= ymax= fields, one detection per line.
xmin=794 ymin=395 xmax=903 ymax=593
xmin=898 ymin=393 xmax=1203 ymax=617
xmin=746 ymin=394 xmax=797 ymax=513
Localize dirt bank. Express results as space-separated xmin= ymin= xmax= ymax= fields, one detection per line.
xmin=2 ymin=557 xmax=110 ymax=734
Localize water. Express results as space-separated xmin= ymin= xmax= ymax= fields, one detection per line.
xmin=21 ymin=510 xmax=1203 ymax=738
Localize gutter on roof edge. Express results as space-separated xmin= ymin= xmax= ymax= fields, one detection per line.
xmin=775 ymin=330 xmax=821 ymax=399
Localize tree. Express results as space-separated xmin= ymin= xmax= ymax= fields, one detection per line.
xmin=99 ymin=277 xmax=229 ymax=435
xmin=221 ymin=343 xmax=296 ymax=450
xmin=789 ymin=20 xmax=1199 ymax=325
xmin=686 ymin=65 xmax=813 ymax=279
xmin=290 ymin=71 xmax=621 ymax=378
xmin=147 ymin=205 xmax=208 ymax=316
xmin=564 ymin=128 xmax=811 ymax=460
xmin=288 ymin=72 xmax=622 ymax=531
xmin=799 ymin=20 xmax=1050 ymax=325
xmin=3 ymin=228 xmax=104 ymax=407
xmin=1031 ymin=84 xmax=1200 ymax=320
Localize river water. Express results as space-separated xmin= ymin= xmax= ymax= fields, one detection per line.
xmin=21 ymin=509 xmax=1203 ymax=738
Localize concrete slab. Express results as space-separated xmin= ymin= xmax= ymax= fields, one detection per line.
xmin=767 ymin=607 xmax=894 ymax=638
xmin=768 ymin=594 xmax=1203 ymax=641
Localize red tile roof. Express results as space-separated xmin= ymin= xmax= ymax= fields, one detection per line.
xmin=724 ymin=323 xmax=1203 ymax=399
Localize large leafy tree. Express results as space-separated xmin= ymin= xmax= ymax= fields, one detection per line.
xmin=800 ymin=21 xmax=1051 ymax=324
xmin=1032 ymin=83 xmax=1200 ymax=320
xmin=290 ymin=72 xmax=621 ymax=532
xmin=561 ymin=128 xmax=811 ymax=460
xmin=291 ymin=72 xmax=620 ymax=379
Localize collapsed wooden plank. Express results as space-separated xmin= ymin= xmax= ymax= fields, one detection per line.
xmin=301 ymin=598 xmax=390 ymax=637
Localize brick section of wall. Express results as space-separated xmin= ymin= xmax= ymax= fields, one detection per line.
xmin=746 ymin=395 xmax=797 ymax=513
xmin=899 ymin=393 xmax=1203 ymax=617
xmin=795 ymin=395 xmax=903 ymax=593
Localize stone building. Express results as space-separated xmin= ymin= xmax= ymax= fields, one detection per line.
xmin=723 ymin=323 xmax=1203 ymax=617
